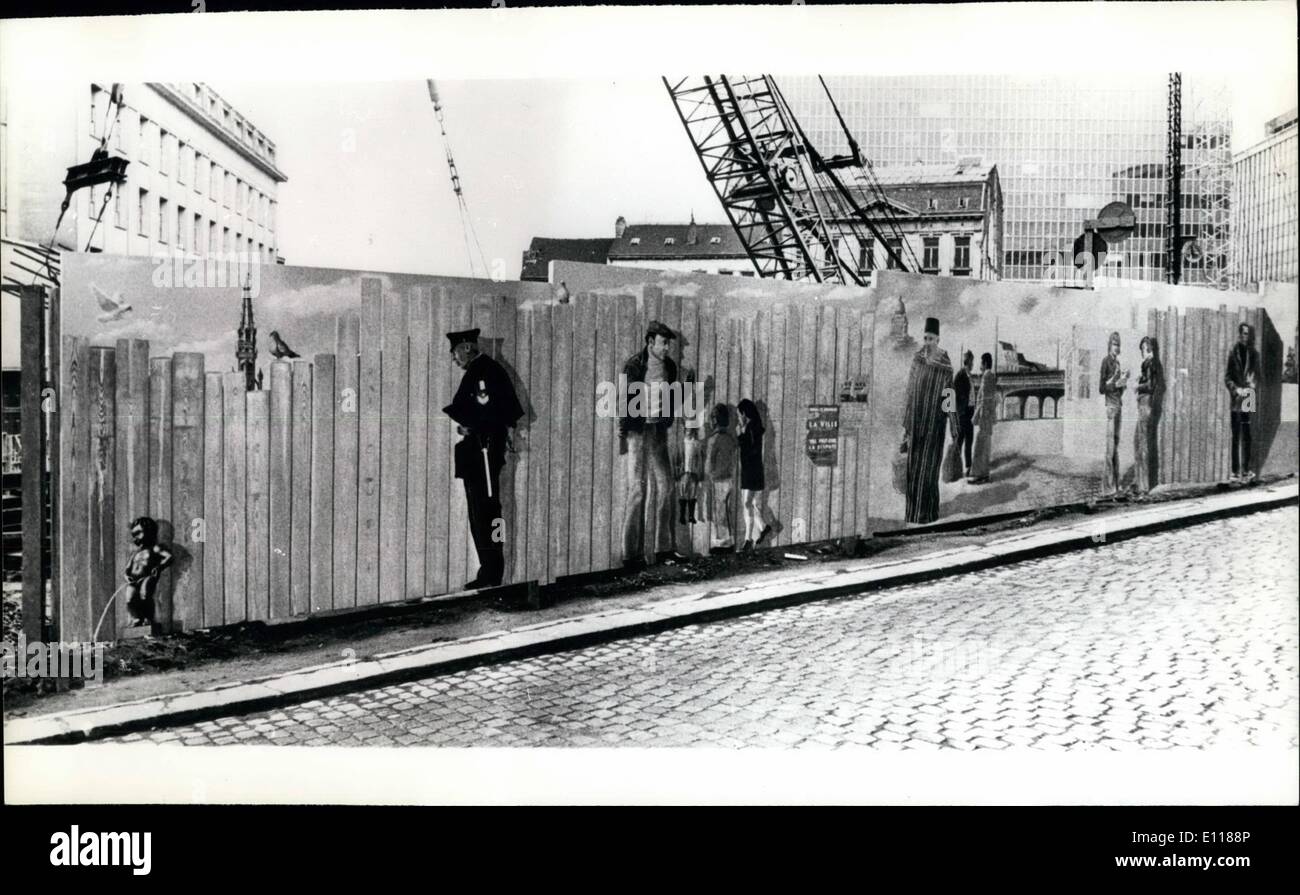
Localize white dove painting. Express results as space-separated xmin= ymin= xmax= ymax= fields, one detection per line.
xmin=91 ymin=283 xmax=133 ymax=323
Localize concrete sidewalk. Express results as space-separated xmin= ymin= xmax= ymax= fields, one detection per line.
xmin=5 ymin=479 xmax=1296 ymax=745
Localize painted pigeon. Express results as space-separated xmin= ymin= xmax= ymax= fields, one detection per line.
xmin=269 ymin=330 xmax=300 ymax=359
xmin=91 ymin=283 xmax=132 ymax=322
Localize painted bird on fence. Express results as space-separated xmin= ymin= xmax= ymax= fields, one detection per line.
xmin=91 ymin=283 xmax=133 ymax=322
xmin=269 ymin=330 xmax=300 ymax=359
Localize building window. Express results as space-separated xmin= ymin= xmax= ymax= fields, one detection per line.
xmin=223 ymin=227 xmax=231 ymax=255
xmin=90 ymin=85 xmax=105 ymax=138
xmin=195 ymin=214 xmax=204 ymax=255
xmin=158 ymin=198 xmax=169 ymax=243
xmin=922 ymin=237 xmax=940 ymax=273
xmin=224 ymin=173 xmax=233 ymax=208
xmin=709 ymin=236 xmax=721 ymax=245
xmin=927 ymin=197 xmax=939 ymax=211
xmin=664 ymin=237 xmax=675 ymax=245
xmin=629 ymin=237 xmax=641 ymax=245
xmin=958 ymin=196 xmax=971 ymax=209
xmin=137 ymin=188 xmax=149 ymax=237
xmin=953 ymin=236 xmax=972 ymax=275
xmin=176 ymin=205 xmax=186 ymax=250
xmin=210 ymin=164 xmax=221 ymax=202
xmin=886 ymin=238 xmax=903 ymax=270
xmin=159 ymin=130 xmax=169 ymax=176
xmin=193 ymin=153 xmax=204 ymax=194
xmin=114 ymin=186 xmax=127 ymax=229
xmin=209 ymin=222 xmax=219 ymax=256
xmin=177 ymin=143 xmax=188 ymax=185
xmin=138 ymin=117 xmax=149 ymax=165
xmin=859 ymin=238 xmax=875 ymax=272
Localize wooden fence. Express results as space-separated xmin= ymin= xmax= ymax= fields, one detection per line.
xmin=56 ymin=278 xmax=880 ymax=640
xmin=1149 ymin=304 xmax=1284 ymax=485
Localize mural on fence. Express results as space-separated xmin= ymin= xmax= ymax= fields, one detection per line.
xmin=54 ymin=253 xmax=1298 ymax=640
xmin=58 ymin=255 xmax=882 ymax=640
xmin=865 ymin=270 xmax=1298 ymax=528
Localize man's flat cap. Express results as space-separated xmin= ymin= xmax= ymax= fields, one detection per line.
xmin=646 ymin=320 xmax=675 ymax=340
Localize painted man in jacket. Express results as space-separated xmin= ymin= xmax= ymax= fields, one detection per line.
xmin=619 ymin=320 xmax=678 ymax=567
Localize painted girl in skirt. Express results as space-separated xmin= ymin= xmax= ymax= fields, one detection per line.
xmin=736 ymin=398 xmax=775 ymax=551
xmin=703 ymin=403 xmax=737 ymax=551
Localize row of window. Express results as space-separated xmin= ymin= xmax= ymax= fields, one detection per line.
xmin=183 ymin=83 xmax=276 ymax=164
xmin=858 ymin=235 xmax=973 ymax=274
xmin=91 ymin=87 xmax=276 ymax=233
xmin=91 ymin=184 xmax=276 ymax=260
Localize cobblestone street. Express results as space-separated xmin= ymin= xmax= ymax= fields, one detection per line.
xmin=114 ymin=507 xmax=1299 ymax=749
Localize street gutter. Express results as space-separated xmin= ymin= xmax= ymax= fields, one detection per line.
xmin=5 ymin=480 xmax=1296 ymax=745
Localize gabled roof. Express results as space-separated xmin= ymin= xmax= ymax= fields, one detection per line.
xmin=608 ymin=223 xmax=747 ymax=259
xmin=520 ymin=237 xmax=614 ymax=281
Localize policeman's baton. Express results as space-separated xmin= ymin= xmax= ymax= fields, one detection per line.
xmin=482 ymin=442 xmax=492 ymax=498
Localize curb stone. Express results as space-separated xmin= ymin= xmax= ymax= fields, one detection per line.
xmin=4 ymin=481 xmax=1296 ymax=745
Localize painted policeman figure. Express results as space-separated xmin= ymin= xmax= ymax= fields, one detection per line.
xmin=442 ymin=328 xmax=524 ymax=590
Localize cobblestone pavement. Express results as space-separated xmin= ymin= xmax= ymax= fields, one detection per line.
xmin=115 ymin=507 xmax=1299 ymax=749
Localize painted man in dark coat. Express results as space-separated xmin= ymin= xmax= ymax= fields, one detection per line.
xmin=1224 ymin=321 xmax=1261 ymax=482
xmin=901 ymin=317 xmax=955 ymax=524
xmin=443 ymin=328 xmax=524 ymax=589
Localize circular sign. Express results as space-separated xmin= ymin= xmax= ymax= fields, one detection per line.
xmin=1095 ymin=201 xmax=1136 ymax=243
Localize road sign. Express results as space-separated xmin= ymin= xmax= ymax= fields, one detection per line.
xmin=1095 ymin=201 xmax=1136 ymax=243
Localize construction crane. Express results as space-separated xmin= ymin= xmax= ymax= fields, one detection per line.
xmin=426 ymin=79 xmax=490 ymax=278
xmin=663 ymin=75 xmax=919 ymax=285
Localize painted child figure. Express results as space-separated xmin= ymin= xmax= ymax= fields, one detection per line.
xmin=704 ymin=403 xmax=738 ymax=551
xmin=123 ymin=516 xmax=174 ymax=629
xmin=678 ymin=424 xmax=705 ymax=525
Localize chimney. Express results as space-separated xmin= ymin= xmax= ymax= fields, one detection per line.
xmin=615 ymin=215 xmax=627 ymax=238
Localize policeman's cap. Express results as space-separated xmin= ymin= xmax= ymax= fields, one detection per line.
xmin=645 ymin=320 xmax=675 ymax=341
xmin=446 ymin=328 xmax=480 ymax=350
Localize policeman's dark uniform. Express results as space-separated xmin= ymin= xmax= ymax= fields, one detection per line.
xmin=442 ymin=329 xmax=524 ymax=589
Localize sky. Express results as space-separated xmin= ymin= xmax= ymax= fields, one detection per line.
xmin=212 ymin=74 xmax=1297 ymax=283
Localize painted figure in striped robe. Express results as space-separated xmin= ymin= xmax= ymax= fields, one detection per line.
xmin=901 ymin=317 xmax=955 ymax=524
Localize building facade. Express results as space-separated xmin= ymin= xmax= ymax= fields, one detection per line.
xmin=1232 ymin=109 xmax=1297 ymax=287
xmin=784 ymin=74 xmax=1233 ymax=286
xmin=839 ymin=161 xmax=1002 ymax=281
xmin=1 ymin=81 xmax=287 ymax=264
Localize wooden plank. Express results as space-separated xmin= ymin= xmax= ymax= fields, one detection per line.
xmin=793 ymin=304 xmax=818 ymax=544
xmin=267 ymin=360 xmax=292 ymax=619
xmin=568 ymin=293 xmax=597 ymax=574
xmin=114 ymin=339 xmax=150 ymax=633
xmin=782 ymin=304 xmax=806 ymax=546
xmin=549 ymin=301 xmax=574 ymax=579
xmin=492 ymin=290 xmax=522 ymax=585
xmin=87 ymin=347 xmax=116 ymax=642
xmin=290 ymin=359 xmax=313 ymax=615
xmin=19 ymin=288 xmax=46 ymax=643
xmin=309 ymin=354 xmax=335 ymax=612
xmin=379 ymin=286 xmax=410 ymax=601
xmin=766 ymin=304 xmax=788 ymax=547
xmin=425 ymin=289 xmax=452 ymax=595
xmin=203 ymin=372 xmax=224 ymax=626
xmin=590 ymin=297 xmax=615 ymax=569
xmin=405 ymin=287 xmax=432 ymax=597
xmin=856 ymin=305 xmax=876 ymax=536
xmin=47 ymin=291 xmax=61 ymax=641
xmin=693 ymin=296 xmax=717 ymax=556
xmin=221 ymin=372 xmax=247 ymax=623
xmin=526 ymin=303 xmax=552 ymax=583
xmin=1214 ymin=306 xmax=1230 ymax=481
xmin=147 ymin=357 xmax=175 ymax=631
xmin=446 ymin=297 xmax=473 ymax=590
xmin=333 ymin=313 xmax=360 ymax=608
xmin=356 ymin=279 xmax=384 ymax=605
xmin=829 ymin=305 xmax=850 ymax=538
xmin=672 ymin=294 xmax=698 ymax=557
xmin=466 ymin=298 xmax=495 ymax=581
xmin=170 ymin=352 xmax=205 ymax=631
xmin=1188 ymin=309 xmax=1203 ymax=483
xmin=610 ymin=295 xmax=637 ymax=564
xmin=58 ymin=336 xmax=91 ymax=642
xmin=1160 ymin=308 xmax=1175 ymax=486
xmin=509 ymin=301 xmax=533 ymax=585
xmin=245 ymin=389 xmax=271 ymax=621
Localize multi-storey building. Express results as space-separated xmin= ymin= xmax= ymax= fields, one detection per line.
xmin=784 ymin=74 xmax=1232 ymax=285
xmin=1232 ymin=108 xmax=1297 ymax=287
xmin=1 ymin=81 xmax=287 ymax=265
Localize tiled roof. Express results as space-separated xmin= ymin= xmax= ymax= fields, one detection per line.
xmin=520 ymin=237 xmax=614 ymax=281
xmin=607 ymin=223 xmax=747 ymax=259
